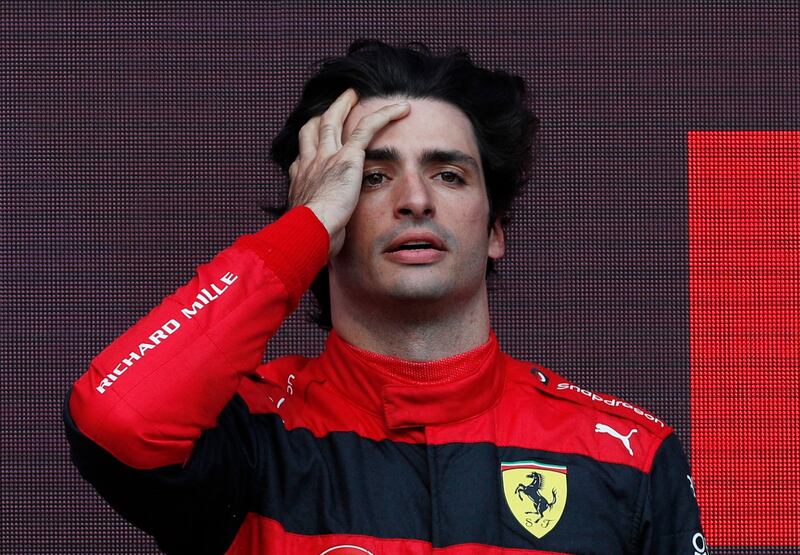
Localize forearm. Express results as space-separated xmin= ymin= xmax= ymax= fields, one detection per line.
xmin=67 ymin=206 xmax=328 ymax=469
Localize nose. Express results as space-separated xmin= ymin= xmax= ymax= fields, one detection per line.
xmin=393 ymin=172 xmax=435 ymax=219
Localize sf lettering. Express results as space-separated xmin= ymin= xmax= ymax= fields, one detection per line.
xmin=524 ymin=517 xmax=552 ymax=529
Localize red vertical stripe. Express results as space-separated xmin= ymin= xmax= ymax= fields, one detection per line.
xmin=689 ymin=131 xmax=799 ymax=545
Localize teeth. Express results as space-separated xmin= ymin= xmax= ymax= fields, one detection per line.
xmin=398 ymin=243 xmax=431 ymax=250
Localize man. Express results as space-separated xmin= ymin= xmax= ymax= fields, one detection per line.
xmin=65 ymin=41 xmax=706 ymax=554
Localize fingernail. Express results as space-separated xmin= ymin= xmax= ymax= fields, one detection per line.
xmin=397 ymin=101 xmax=409 ymax=106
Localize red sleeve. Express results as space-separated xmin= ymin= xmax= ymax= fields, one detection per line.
xmin=68 ymin=206 xmax=328 ymax=470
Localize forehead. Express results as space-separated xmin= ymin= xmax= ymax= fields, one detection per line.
xmin=342 ymin=96 xmax=480 ymax=161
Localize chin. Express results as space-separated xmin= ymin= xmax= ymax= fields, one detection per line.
xmin=381 ymin=278 xmax=458 ymax=303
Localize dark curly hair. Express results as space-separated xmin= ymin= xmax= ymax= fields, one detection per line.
xmin=268 ymin=40 xmax=538 ymax=329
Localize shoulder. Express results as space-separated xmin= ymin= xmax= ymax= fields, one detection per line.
xmin=538 ymin=364 xmax=671 ymax=437
xmin=504 ymin=356 xmax=673 ymax=438
xmin=500 ymin=354 xmax=674 ymax=472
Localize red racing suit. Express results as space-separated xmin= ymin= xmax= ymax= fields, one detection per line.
xmin=65 ymin=206 xmax=708 ymax=554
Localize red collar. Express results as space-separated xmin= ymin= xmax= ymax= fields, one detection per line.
xmin=318 ymin=330 xmax=505 ymax=429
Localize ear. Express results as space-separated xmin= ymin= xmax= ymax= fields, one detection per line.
xmin=488 ymin=218 xmax=505 ymax=260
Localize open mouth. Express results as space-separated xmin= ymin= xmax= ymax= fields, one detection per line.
xmin=390 ymin=242 xmax=438 ymax=251
xmin=384 ymin=236 xmax=447 ymax=264
xmin=384 ymin=232 xmax=447 ymax=254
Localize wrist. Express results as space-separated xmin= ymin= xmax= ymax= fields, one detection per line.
xmin=304 ymin=202 xmax=345 ymax=257
xmin=235 ymin=206 xmax=330 ymax=307
xmin=304 ymin=202 xmax=335 ymax=236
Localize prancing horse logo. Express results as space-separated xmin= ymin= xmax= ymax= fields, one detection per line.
xmin=515 ymin=472 xmax=558 ymax=523
xmin=595 ymin=423 xmax=638 ymax=456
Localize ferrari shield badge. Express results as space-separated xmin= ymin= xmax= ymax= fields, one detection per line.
xmin=501 ymin=460 xmax=567 ymax=539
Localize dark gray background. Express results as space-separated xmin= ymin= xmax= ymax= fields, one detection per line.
xmin=3 ymin=2 xmax=798 ymax=553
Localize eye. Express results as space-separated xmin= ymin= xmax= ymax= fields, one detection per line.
xmin=362 ymin=172 xmax=389 ymax=188
xmin=436 ymin=171 xmax=466 ymax=185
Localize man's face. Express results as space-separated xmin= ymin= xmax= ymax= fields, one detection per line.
xmin=329 ymin=96 xmax=505 ymax=313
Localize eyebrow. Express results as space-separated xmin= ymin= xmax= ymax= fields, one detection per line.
xmin=364 ymin=147 xmax=481 ymax=174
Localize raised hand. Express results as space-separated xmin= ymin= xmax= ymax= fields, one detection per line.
xmin=288 ymin=88 xmax=410 ymax=258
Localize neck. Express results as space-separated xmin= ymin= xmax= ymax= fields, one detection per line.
xmin=330 ymin=286 xmax=492 ymax=361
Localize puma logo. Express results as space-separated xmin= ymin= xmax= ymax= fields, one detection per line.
xmin=595 ymin=423 xmax=638 ymax=456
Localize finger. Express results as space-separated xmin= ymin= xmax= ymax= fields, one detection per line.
xmin=298 ymin=116 xmax=321 ymax=162
xmin=318 ymin=88 xmax=358 ymax=153
xmin=288 ymin=159 xmax=299 ymax=181
xmin=344 ymin=102 xmax=410 ymax=150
